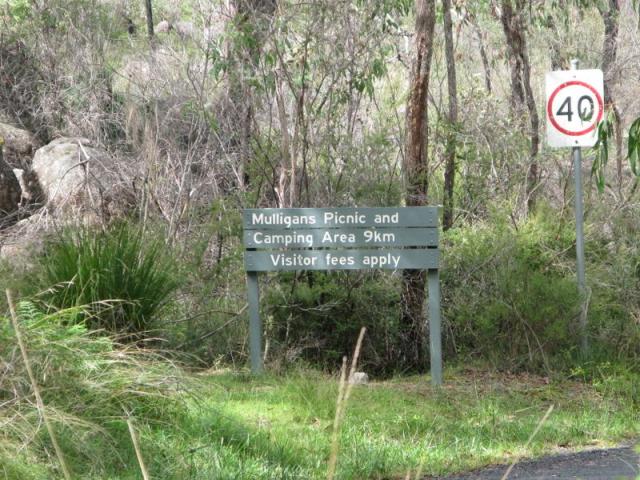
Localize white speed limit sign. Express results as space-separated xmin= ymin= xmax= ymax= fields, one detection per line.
xmin=545 ymin=69 xmax=604 ymax=148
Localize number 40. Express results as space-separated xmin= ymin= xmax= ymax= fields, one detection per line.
xmin=556 ymin=95 xmax=595 ymax=122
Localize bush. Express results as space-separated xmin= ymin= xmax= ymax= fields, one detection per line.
xmin=262 ymin=209 xmax=590 ymax=375
xmin=584 ymin=207 xmax=640 ymax=362
xmin=35 ymin=223 xmax=180 ymax=336
xmin=0 ymin=300 xmax=188 ymax=478
xmin=441 ymin=209 xmax=581 ymax=371
xmin=263 ymin=271 xmax=404 ymax=375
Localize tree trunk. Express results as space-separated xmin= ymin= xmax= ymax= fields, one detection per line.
xmin=144 ymin=0 xmax=154 ymax=39
xmin=500 ymin=0 xmax=539 ymax=213
xmin=601 ymin=0 xmax=622 ymax=190
xmin=500 ymin=1 xmax=525 ymax=112
xmin=546 ymin=13 xmax=565 ymax=70
xmin=401 ymin=0 xmax=436 ymax=370
xmin=442 ymin=0 xmax=458 ymax=232
xmin=472 ymin=18 xmax=492 ymax=95
xmin=226 ymin=1 xmax=276 ymax=193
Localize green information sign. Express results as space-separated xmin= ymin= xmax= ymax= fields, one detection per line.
xmin=245 ymin=249 xmax=439 ymax=271
xmin=243 ymin=206 xmax=443 ymax=385
xmin=243 ymin=227 xmax=438 ymax=249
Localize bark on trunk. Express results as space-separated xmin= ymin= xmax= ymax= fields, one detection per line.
xmin=601 ymin=0 xmax=622 ymax=190
xmin=500 ymin=0 xmax=539 ymax=213
xmin=500 ymin=1 xmax=525 ymax=112
xmin=442 ymin=0 xmax=458 ymax=231
xmin=144 ymin=0 xmax=154 ymax=39
xmin=472 ymin=18 xmax=492 ymax=95
xmin=401 ymin=0 xmax=436 ymax=370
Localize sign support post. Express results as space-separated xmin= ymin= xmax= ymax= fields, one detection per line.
xmin=427 ymin=269 xmax=442 ymax=386
xmin=546 ymin=60 xmax=601 ymax=356
xmin=246 ymin=271 xmax=263 ymax=373
xmin=242 ymin=207 xmax=442 ymax=383
xmin=571 ymin=58 xmax=588 ymax=355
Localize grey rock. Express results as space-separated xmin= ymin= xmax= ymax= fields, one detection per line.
xmin=12 ymin=168 xmax=43 ymax=207
xmin=155 ymin=20 xmax=172 ymax=33
xmin=349 ymin=372 xmax=369 ymax=385
xmin=175 ymin=21 xmax=195 ymax=39
xmin=32 ymin=137 xmax=129 ymax=221
xmin=0 ymin=119 xmax=40 ymax=168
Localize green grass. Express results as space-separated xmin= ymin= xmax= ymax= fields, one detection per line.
xmin=35 ymin=223 xmax=179 ymax=334
xmin=3 ymin=305 xmax=638 ymax=480
xmin=113 ymin=367 xmax=639 ymax=480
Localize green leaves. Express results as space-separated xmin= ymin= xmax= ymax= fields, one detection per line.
xmin=7 ymin=0 xmax=30 ymax=22
xmin=38 ymin=223 xmax=180 ymax=336
xmin=627 ymin=117 xmax=640 ymax=176
xmin=592 ymin=112 xmax=640 ymax=193
xmin=592 ymin=109 xmax=616 ymax=193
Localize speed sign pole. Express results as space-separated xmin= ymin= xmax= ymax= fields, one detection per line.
xmin=570 ymin=59 xmax=588 ymax=355
xmin=546 ymin=59 xmax=604 ymax=355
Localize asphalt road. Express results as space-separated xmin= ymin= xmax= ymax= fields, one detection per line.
xmin=427 ymin=447 xmax=639 ymax=480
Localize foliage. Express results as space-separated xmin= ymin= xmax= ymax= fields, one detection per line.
xmin=442 ymin=208 xmax=581 ymax=371
xmin=0 ymin=300 xmax=187 ymax=478
xmin=34 ymin=223 xmax=180 ymax=335
xmin=593 ymin=112 xmax=640 ymax=192
xmin=263 ymin=271 xmax=404 ymax=375
xmin=1 ymin=0 xmax=640 ymax=378
xmin=627 ymin=117 xmax=640 ymax=176
xmin=585 ymin=207 xmax=640 ymax=362
xmin=593 ymin=108 xmax=616 ymax=192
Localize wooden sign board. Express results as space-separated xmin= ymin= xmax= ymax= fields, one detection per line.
xmin=242 ymin=206 xmax=443 ymax=386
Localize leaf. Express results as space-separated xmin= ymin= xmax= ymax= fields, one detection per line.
xmin=627 ymin=118 xmax=640 ymax=176
xmin=592 ymin=109 xmax=615 ymax=193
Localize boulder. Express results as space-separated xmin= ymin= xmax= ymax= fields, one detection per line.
xmin=174 ymin=21 xmax=195 ymax=39
xmin=349 ymin=372 xmax=369 ymax=385
xmin=0 ymin=214 xmax=46 ymax=269
xmin=32 ymin=137 xmax=130 ymax=221
xmin=0 ymin=118 xmax=40 ymax=168
xmin=0 ymin=145 xmax=21 ymax=219
xmin=113 ymin=48 xmax=185 ymax=102
xmin=155 ymin=20 xmax=172 ymax=33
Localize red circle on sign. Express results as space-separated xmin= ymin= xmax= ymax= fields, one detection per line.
xmin=547 ymin=80 xmax=604 ymax=136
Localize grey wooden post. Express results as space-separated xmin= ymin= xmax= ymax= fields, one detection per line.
xmin=246 ymin=271 xmax=263 ymax=374
xmin=427 ymin=268 xmax=442 ymax=386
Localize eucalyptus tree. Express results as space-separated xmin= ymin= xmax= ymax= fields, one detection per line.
xmin=441 ymin=0 xmax=458 ymax=231
xmin=144 ymin=0 xmax=153 ymax=38
xmin=599 ymin=0 xmax=622 ymax=188
xmin=226 ymin=0 xmax=277 ymax=191
xmin=402 ymin=0 xmax=437 ymax=368
xmin=498 ymin=0 xmax=540 ymax=213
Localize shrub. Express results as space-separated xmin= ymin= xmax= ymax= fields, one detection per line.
xmin=441 ymin=210 xmax=582 ymax=371
xmin=36 ymin=223 xmax=180 ymax=336
xmin=0 ymin=300 xmax=188 ymax=478
xmin=264 ymin=271 xmax=404 ymax=375
xmin=584 ymin=207 xmax=640 ymax=362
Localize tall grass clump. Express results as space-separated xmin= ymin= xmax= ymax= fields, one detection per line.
xmin=0 ymin=300 xmax=188 ymax=478
xmin=36 ymin=223 xmax=180 ymax=335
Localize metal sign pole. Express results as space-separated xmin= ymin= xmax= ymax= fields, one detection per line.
xmin=571 ymin=58 xmax=588 ymax=355
xmin=246 ymin=272 xmax=263 ymax=373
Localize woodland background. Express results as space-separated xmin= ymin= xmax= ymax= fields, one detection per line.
xmin=1 ymin=0 xmax=640 ymax=374
xmin=2 ymin=1 xmax=640 ymax=478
